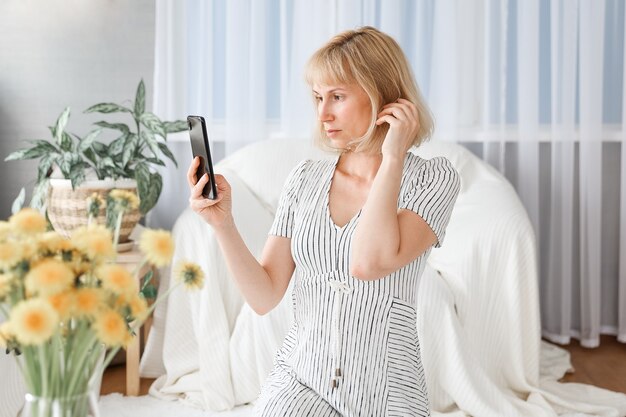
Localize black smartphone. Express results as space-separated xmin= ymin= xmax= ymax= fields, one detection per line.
xmin=188 ymin=115 xmax=218 ymax=200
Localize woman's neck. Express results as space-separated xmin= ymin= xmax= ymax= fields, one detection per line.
xmin=336 ymin=150 xmax=383 ymax=183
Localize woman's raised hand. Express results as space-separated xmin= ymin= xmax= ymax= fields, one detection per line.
xmin=376 ymin=98 xmax=420 ymax=159
xmin=187 ymin=156 xmax=233 ymax=228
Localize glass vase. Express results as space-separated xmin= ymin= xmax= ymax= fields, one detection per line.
xmin=20 ymin=392 xmax=90 ymax=417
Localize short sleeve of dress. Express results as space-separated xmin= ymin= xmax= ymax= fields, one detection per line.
xmin=268 ymin=159 xmax=310 ymax=238
xmin=399 ymin=156 xmax=461 ymax=248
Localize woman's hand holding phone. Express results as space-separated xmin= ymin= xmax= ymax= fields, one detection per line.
xmin=187 ymin=157 xmax=234 ymax=229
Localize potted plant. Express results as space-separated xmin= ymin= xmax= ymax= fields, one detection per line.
xmin=5 ymin=80 xmax=187 ymax=242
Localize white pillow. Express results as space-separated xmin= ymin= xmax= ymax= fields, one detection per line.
xmin=216 ymin=138 xmax=330 ymax=212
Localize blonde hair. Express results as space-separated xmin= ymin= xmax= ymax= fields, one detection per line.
xmin=304 ymin=26 xmax=434 ymax=154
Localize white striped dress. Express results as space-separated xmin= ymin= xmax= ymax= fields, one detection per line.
xmin=255 ymin=152 xmax=461 ymax=417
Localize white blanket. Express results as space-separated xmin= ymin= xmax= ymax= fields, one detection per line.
xmin=140 ymin=139 xmax=626 ymax=416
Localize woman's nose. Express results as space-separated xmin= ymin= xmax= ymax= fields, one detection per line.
xmin=318 ymin=102 xmax=333 ymax=122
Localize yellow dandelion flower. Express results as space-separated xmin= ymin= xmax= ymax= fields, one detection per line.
xmin=0 ymin=273 xmax=14 ymax=300
xmin=73 ymin=288 xmax=102 ymax=318
xmin=0 ymin=322 xmax=13 ymax=349
xmin=0 ymin=221 xmax=11 ymax=241
xmin=71 ymin=261 xmax=92 ymax=277
xmin=19 ymin=240 xmax=37 ymax=261
xmin=10 ymin=298 xmax=59 ymax=345
xmin=93 ymin=309 xmax=128 ymax=346
xmin=9 ymin=208 xmax=47 ymax=235
xmin=126 ymin=294 xmax=149 ymax=321
xmin=0 ymin=242 xmax=23 ymax=270
xmin=38 ymin=231 xmax=73 ymax=254
xmin=47 ymin=291 xmax=73 ymax=320
xmin=139 ymin=229 xmax=174 ymax=267
xmin=173 ymin=261 xmax=205 ymax=290
xmin=97 ymin=264 xmax=138 ymax=296
xmin=71 ymin=224 xmax=115 ymax=261
xmin=109 ymin=189 xmax=140 ymax=211
xmin=86 ymin=192 xmax=105 ymax=217
xmin=25 ymin=259 xmax=74 ymax=296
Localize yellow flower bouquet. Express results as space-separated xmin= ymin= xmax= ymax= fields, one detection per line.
xmin=0 ymin=207 xmax=204 ymax=417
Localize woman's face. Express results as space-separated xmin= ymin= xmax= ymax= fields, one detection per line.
xmin=312 ymin=83 xmax=372 ymax=147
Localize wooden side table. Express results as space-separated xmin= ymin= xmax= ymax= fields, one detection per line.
xmin=116 ymin=246 xmax=155 ymax=396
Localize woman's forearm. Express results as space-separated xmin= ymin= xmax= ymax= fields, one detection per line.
xmin=351 ymin=154 xmax=404 ymax=279
xmin=213 ymin=219 xmax=278 ymax=315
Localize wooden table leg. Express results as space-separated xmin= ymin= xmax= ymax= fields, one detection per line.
xmin=126 ymin=332 xmax=140 ymax=396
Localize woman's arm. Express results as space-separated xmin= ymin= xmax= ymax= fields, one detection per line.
xmin=214 ymin=223 xmax=295 ymax=315
xmin=350 ymin=156 xmax=436 ymax=281
xmin=350 ymin=99 xmax=437 ymax=280
xmin=188 ymin=157 xmax=295 ymax=315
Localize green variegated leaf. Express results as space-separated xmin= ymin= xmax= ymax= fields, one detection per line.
xmin=78 ymin=128 xmax=102 ymax=152
xmin=29 ymin=140 xmax=59 ymax=153
xmin=84 ymin=103 xmax=132 ymax=114
xmin=157 ymin=142 xmax=178 ymax=167
xmin=11 ymin=188 xmax=26 ymax=214
xmin=140 ymin=112 xmax=166 ymax=138
xmin=98 ymin=157 xmax=116 ymax=169
xmin=68 ymin=164 xmax=86 ymax=189
xmin=145 ymin=157 xmax=166 ymax=166
xmin=82 ymin=148 xmax=98 ymax=166
xmin=163 ymin=120 xmax=189 ymax=133
xmin=37 ymin=154 xmax=56 ymax=182
xmin=108 ymin=133 xmax=128 ymax=155
xmin=135 ymin=80 xmax=146 ymax=116
xmin=141 ymin=130 xmax=160 ymax=158
xmin=135 ymin=163 xmax=162 ymax=213
xmin=5 ymin=144 xmax=53 ymax=161
xmin=134 ymin=162 xmax=150 ymax=186
xmin=60 ymin=132 xmax=73 ymax=152
xmin=69 ymin=152 xmax=83 ymax=166
xmin=94 ymin=121 xmax=130 ymax=134
xmin=54 ymin=107 xmax=71 ymax=144
xmin=60 ymin=155 xmax=72 ymax=177
xmin=30 ymin=179 xmax=49 ymax=210
xmin=92 ymin=141 xmax=109 ymax=157
xmin=112 ymin=166 xmax=128 ymax=177
xmin=122 ymin=134 xmax=139 ymax=168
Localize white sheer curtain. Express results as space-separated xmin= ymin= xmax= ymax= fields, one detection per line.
xmin=151 ymin=0 xmax=625 ymax=347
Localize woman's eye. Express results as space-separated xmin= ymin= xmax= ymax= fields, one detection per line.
xmin=314 ymin=96 xmax=322 ymax=102
xmin=334 ymin=95 xmax=342 ymax=101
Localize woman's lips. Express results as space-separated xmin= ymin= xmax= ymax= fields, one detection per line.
xmin=326 ymin=129 xmax=340 ymax=136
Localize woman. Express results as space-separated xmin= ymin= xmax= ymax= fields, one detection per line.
xmin=187 ymin=26 xmax=460 ymax=417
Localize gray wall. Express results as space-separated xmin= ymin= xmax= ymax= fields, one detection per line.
xmin=0 ymin=0 xmax=155 ymax=219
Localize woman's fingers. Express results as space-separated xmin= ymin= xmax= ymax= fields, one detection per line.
xmin=396 ymin=98 xmax=418 ymax=117
xmin=213 ymin=174 xmax=230 ymax=195
xmin=376 ymin=114 xmax=399 ymax=126
xmin=187 ymin=157 xmax=200 ymax=189
xmin=191 ymin=172 xmax=209 ymax=198
xmin=379 ymin=100 xmax=416 ymax=119
xmin=378 ymin=100 xmax=420 ymax=132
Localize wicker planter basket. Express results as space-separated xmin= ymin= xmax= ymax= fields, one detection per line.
xmin=46 ymin=178 xmax=141 ymax=244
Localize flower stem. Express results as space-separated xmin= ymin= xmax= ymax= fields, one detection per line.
xmin=65 ymin=325 xmax=98 ymax=397
xmin=113 ymin=209 xmax=124 ymax=252
xmin=37 ymin=344 xmax=48 ymax=397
